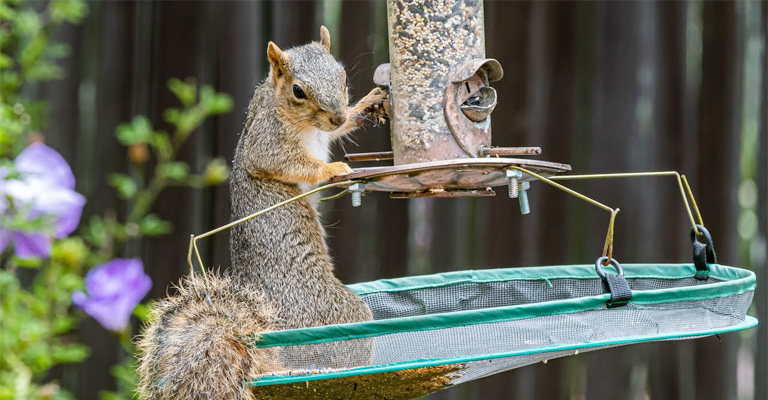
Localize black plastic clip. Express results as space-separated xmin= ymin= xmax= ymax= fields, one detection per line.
xmin=690 ymin=224 xmax=716 ymax=280
xmin=595 ymin=257 xmax=631 ymax=308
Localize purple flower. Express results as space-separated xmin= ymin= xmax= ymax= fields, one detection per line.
xmin=0 ymin=143 xmax=86 ymax=258
xmin=72 ymin=258 xmax=152 ymax=332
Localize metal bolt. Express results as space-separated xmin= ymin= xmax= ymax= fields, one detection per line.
xmin=519 ymin=181 xmax=531 ymax=215
xmin=505 ymin=169 xmax=522 ymax=199
xmin=349 ymin=183 xmax=365 ymax=207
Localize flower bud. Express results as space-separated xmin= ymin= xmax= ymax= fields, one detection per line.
xmin=128 ymin=143 xmax=149 ymax=165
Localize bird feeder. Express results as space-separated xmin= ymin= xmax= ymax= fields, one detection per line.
xmin=180 ymin=1 xmax=758 ymax=399
xmin=335 ymin=0 xmax=570 ymax=201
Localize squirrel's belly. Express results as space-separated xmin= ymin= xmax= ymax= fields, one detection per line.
xmin=229 ymin=172 xmax=374 ymax=368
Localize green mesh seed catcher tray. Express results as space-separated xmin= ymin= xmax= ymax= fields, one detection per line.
xmin=185 ymin=171 xmax=758 ymax=399
xmin=244 ymin=263 xmax=755 ymax=398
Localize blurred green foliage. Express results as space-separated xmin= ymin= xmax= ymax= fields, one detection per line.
xmin=0 ymin=0 xmax=87 ymax=156
xmin=0 ymin=1 xmax=233 ymax=399
xmin=0 ymin=239 xmax=90 ymax=400
xmin=87 ymin=77 xmax=232 ymax=259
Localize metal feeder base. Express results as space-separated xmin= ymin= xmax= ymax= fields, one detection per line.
xmin=332 ymin=158 xmax=571 ymax=198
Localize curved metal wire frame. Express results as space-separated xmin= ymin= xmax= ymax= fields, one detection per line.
xmin=547 ymin=171 xmax=704 ymax=233
xmin=512 ymin=167 xmax=621 ymax=265
xmin=185 ymin=170 xmax=705 ymax=295
xmin=186 ymin=180 xmax=361 ymax=295
xmin=520 ymin=170 xmax=705 ymax=265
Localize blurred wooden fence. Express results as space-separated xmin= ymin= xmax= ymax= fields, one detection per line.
xmin=42 ymin=1 xmax=766 ymax=399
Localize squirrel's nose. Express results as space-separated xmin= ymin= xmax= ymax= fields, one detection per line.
xmin=329 ymin=113 xmax=347 ymax=127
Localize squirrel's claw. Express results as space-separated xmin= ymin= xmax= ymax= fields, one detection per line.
xmin=357 ymin=88 xmax=389 ymax=127
xmin=372 ymin=104 xmax=389 ymax=127
xmin=327 ymin=161 xmax=353 ymax=178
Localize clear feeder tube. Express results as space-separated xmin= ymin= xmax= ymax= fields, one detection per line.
xmin=386 ymin=0 xmax=487 ymax=165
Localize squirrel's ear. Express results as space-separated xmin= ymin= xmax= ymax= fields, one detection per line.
xmin=267 ymin=42 xmax=286 ymax=79
xmin=320 ymin=26 xmax=331 ymax=52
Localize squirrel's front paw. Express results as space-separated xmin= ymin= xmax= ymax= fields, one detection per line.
xmin=324 ymin=161 xmax=353 ymax=179
xmin=354 ymin=88 xmax=389 ymax=126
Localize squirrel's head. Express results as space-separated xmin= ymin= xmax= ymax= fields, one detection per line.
xmin=267 ymin=26 xmax=349 ymax=132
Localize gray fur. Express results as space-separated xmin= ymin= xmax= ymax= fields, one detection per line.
xmin=137 ymin=29 xmax=388 ymax=400
xmin=286 ymin=43 xmax=348 ymax=116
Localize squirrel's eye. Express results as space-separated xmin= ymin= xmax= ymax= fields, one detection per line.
xmin=292 ymin=84 xmax=306 ymax=99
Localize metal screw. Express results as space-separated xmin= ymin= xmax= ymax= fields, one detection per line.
xmin=519 ymin=181 xmax=531 ymax=215
xmin=349 ymin=183 xmax=365 ymax=207
xmin=505 ymin=169 xmax=522 ymax=199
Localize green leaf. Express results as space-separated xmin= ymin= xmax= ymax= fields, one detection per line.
xmin=149 ymin=132 xmax=172 ymax=160
xmin=52 ymin=316 xmax=76 ymax=334
xmin=42 ymin=42 xmax=71 ymax=59
xmin=108 ymin=174 xmax=138 ymax=199
xmin=162 ymin=107 xmax=182 ymax=125
xmin=170 ymin=109 xmax=204 ymax=134
xmin=0 ymin=269 xmax=16 ymax=286
xmin=0 ymin=54 xmax=12 ymax=69
xmin=203 ymin=157 xmax=230 ymax=185
xmin=199 ymin=85 xmax=233 ymax=115
xmin=24 ymin=62 xmax=64 ymax=81
xmin=139 ymin=214 xmax=172 ymax=236
xmin=99 ymin=357 xmax=138 ymax=400
xmin=27 ymin=343 xmax=55 ymax=373
xmin=0 ymin=2 xmax=16 ymax=20
xmin=12 ymin=256 xmax=42 ymax=268
xmin=0 ymin=70 xmax=21 ymax=94
xmin=14 ymin=10 xmax=42 ymax=37
xmin=132 ymin=303 xmax=151 ymax=322
xmin=4 ymin=207 xmax=54 ymax=232
xmin=51 ymin=343 xmax=90 ymax=364
xmin=57 ymin=272 xmax=83 ymax=292
xmin=167 ymin=77 xmax=197 ymax=107
xmin=116 ymin=116 xmax=153 ymax=146
xmin=51 ymin=237 xmax=88 ymax=269
xmin=82 ymin=216 xmax=108 ymax=248
xmin=99 ymin=393 xmax=122 ymax=400
xmin=50 ymin=0 xmax=88 ymax=24
xmin=0 ymin=158 xmax=18 ymax=178
xmin=51 ymin=387 xmax=78 ymax=400
xmin=20 ymin=35 xmax=47 ymax=70
xmin=157 ymin=162 xmax=189 ymax=181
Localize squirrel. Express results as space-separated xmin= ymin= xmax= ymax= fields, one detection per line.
xmin=137 ymin=26 xmax=388 ymax=400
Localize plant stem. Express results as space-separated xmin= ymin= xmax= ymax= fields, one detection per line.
xmin=126 ymin=178 xmax=165 ymax=224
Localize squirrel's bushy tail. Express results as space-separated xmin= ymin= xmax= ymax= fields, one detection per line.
xmin=136 ymin=272 xmax=280 ymax=400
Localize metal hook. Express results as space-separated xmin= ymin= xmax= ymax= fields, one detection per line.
xmin=601 ymin=209 xmax=620 ymax=265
